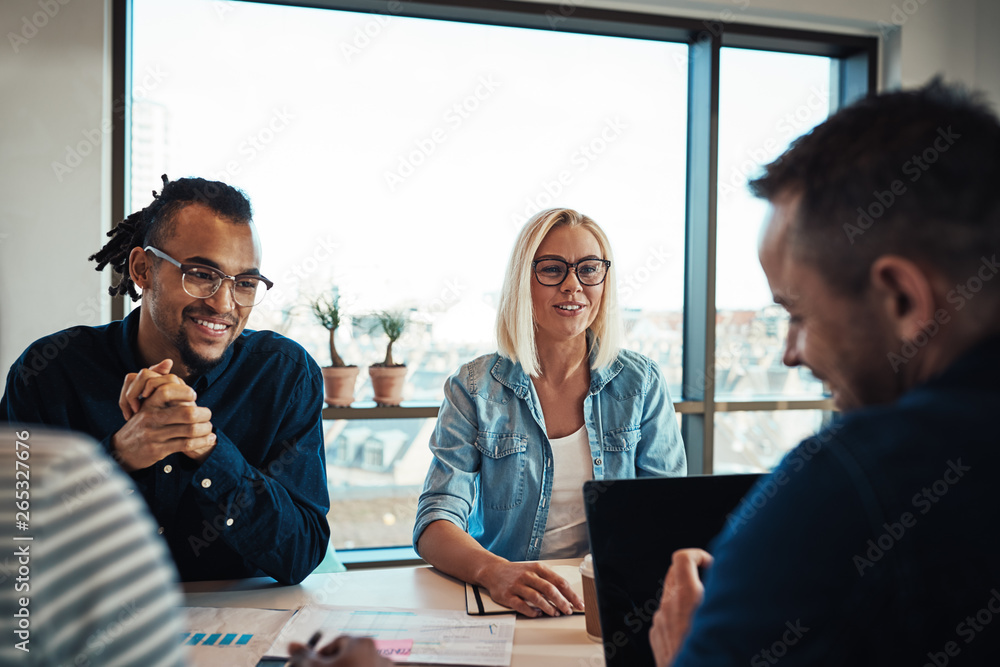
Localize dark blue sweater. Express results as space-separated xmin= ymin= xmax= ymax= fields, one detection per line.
xmin=1 ymin=309 xmax=330 ymax=584
xmin=676 ymin=334 xmax=1000 ymax=666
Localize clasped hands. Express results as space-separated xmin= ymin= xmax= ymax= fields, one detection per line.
xmin=111 ymin=359 xmax=217 ymax=471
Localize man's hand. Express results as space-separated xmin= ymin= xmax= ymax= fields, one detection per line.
xmin=119 ymin=359 xmax=184 ymax=420
xmin=649 ymin=548 xmax=714 ymax=667
xmin=288 ymin=636 xmax=393 ymax=666
xmin=478 ymin=560 xmax=584 ymax=617
xmin=111 ymin=359 xmax=216 ymax=471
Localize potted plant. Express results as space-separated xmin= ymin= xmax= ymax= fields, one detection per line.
xmin=367 ymin=310 xmax=408 ymax=407
xmin=310 ymin=293 xmax=360 ymax=407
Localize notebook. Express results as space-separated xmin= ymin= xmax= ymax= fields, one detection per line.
xmin=584 ymin=474 xmax=761 ymax=666
xmin=465 ymin=564 xmax=585 ymax=615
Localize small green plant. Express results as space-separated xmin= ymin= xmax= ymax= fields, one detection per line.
xmin=310 ymin=294 xmax=350 ymax=367
xmin=373 ymin=311 xmax=406 ymax=367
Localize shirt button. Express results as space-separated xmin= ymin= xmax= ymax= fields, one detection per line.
xmin=595 ymin=458 xmax=603 ymax=466
xmin=226 ymin=518 xmax=234 ymax=526
xmin=163 ymin=464 xmax=173 ymax=474
xmin=201 ymin=478 xmax=212 ymax=488
xmin=157 ymin=526 xmax=164 ymax=535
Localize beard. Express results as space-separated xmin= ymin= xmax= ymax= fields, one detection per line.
xmin=169 ymin=304 xmax=238 ymax=377
xmin=174 ymin=328 xmax=226 ymax=377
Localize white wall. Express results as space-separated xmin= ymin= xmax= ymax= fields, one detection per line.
xmin=1 ymin=0 xmax=998 ymax=373
xmin=0 ymin=0 xmax=112 ymax=372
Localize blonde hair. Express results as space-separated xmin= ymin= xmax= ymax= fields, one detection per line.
xmin=496 ymin=208 xmax=623 ymax=377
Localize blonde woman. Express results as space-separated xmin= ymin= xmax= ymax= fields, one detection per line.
xmin=413 ymin=208 xmax=686 ymax=617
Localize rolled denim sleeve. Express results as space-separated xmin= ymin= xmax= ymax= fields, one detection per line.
xmin=413 ymin=367 xmax=482 ymax=554
xmin=636 ymin=358 xmax=687 ymax=477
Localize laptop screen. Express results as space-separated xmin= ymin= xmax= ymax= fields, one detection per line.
xmin=584 ymin=474 xmax=761 ymax=667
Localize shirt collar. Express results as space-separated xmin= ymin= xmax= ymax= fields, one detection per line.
xmin=491 ymin=329 xmax=622 ymax=396
xmin=120 ymin=306 xmax=236 ymax=391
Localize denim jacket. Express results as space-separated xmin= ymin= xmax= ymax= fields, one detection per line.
xmin=413 ymin=346 xmax=687 ymax=561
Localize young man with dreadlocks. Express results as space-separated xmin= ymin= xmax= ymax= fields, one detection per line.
xmin=1 ymin=176 xmax=331 ymax=585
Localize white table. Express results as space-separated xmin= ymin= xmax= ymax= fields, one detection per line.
xmin=183 ymin=559 xmax=604 ymax=667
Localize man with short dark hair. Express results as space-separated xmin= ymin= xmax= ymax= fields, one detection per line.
xmin=651 ymin=81 xmax=1000 ymax=664
xmin=1 ymin=176 xmax=330 ymax=585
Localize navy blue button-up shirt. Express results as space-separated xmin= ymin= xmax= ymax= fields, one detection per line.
xmin=1 ymin=308 xmax=330 ymax=584
xmin=674 ymin=334 xmax=1000 ymax=665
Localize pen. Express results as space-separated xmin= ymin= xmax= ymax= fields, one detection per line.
xmin=284 ymin=630 xmax=323 ymax=667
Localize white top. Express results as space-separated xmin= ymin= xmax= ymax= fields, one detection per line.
xmin=539 ymin=425 xmax=593 ymax=559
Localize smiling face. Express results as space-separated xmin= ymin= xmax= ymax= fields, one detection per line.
xmin=133 ymin=202 xmax=262 ymax=378
xmin=759 ymin=193 xmax=903 ymax=412
xmin=530 ymin=225 xmax=606 ymax=346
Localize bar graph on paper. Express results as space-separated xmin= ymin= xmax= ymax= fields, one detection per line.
xmin=181 ymin=632 xmax=254 ymax=646
xmin=181 ymin=607 xmax=296 ymax=667
xmin=265 ymin=605 xmax=516 ymax=666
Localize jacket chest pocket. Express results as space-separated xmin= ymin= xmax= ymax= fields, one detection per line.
xmin=600 ymin=426 xmax=641 ymax=476
xmin=475 ymin=432 xmax=528 ymax=510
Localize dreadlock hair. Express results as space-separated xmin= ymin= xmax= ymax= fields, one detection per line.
xmin=90 ymin=175 xmax=253 ymax=301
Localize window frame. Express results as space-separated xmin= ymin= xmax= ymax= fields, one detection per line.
xmin=111 ymin=0 xmax=877 ymax=558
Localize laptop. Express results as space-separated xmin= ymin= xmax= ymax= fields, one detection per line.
xmin=584 ymin=473 xmax=762 ymax=667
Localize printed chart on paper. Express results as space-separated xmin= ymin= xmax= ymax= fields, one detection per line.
xmin=266 ymin=604 xmax=516 ymax=666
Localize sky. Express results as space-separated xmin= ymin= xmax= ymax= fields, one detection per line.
xmin=132 ymin=0 xmax=830 ymax=338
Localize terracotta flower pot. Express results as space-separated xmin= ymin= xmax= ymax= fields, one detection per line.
xmin=368 ymin=365 xmax=408 ymax=406
xmin=322 ymin=366 xmax=360 ymax=407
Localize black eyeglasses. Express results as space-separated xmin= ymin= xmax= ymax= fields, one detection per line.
xmin=144 ymin=246 xmax=274 ymax=307
xmin=532 ymin=258 xmax=611 ymax=287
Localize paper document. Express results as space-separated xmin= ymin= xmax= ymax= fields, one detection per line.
xmin=466 ymin=565 xmax=584 ymax=615
xmin=181 ymin=606 xmax=295 ymax=667
xmin=265 ymin=604 xmax=516 ymax=666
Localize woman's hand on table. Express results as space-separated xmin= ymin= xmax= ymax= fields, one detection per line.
xmin=479 ymin=560 xmax=584 ymax=617
xmin=288 ymin=635 xmax=393 ymax=666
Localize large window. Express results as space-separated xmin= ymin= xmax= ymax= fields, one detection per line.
xmin=712 ymin=47 xmax=833 ymax=472
xmin=117 ymin=0 xmax=875 ymax=552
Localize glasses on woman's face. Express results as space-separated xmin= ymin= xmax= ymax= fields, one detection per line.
xmin=144 ymin=246 xmax=274 ymax=307
xmin=532 ymin=258 xmax=611 ymax=287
